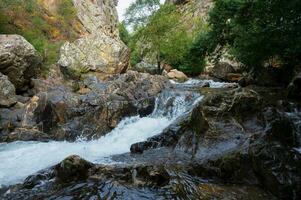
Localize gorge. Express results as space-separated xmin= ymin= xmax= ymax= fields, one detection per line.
xmin=0 ymin=0 xmax=300 ymax=199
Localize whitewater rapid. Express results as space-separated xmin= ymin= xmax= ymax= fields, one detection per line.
xmin=0 ymin=89 xmax=202 ymax=187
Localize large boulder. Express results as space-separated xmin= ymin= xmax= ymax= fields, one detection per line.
xmin=210 ymin=62 xmax=238 ymax=81
xmin=166 ymin=69 xmax=188 ymax=82
xmin=0 ymin=73 xmax=16 ymax=107
xmin=0 ymin=35 xmax=42 ymax=92
xmin=58 ymin=32 xmax=130 ymax=75
xmin=0 ymin=71 xmax=169 ymax=142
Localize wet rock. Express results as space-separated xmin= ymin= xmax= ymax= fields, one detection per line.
xmin=0 ymin=35 xmax=42 ymax=92
xmin=1 ymin=128 xmax=50 ymax=142
xmin=22 ymin=168 xmax=55 ymax=189
xmin=264 ymin=108 xmax=298 ymax=147
xmin=250 ymin=137 xmax=301 ymax=199
xmin=201 ymin=88 xmax=262 ymax=117
xmin=1 ymin=71 xmax=169 ymax=142
xmin=0 ymin=72 xmax=16 ymax=107
xmin=55 ymin=155 xmax=94 ymax=183
xmin=131 ymin=103 xmax=209 ymax=153
xmin=288 ymin=72 xmax=301 ymax=99
xmin=167 ymin=69 xmax=188 ymax=82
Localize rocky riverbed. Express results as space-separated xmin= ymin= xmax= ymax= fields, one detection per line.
xmin=0 ymin=0 xmax=300 ymax=199
xmin=1 ymin=77 xmax=300 ymax=199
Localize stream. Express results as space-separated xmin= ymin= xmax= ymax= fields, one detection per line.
xmin=0 ymin=79 xmax=234 ymax=187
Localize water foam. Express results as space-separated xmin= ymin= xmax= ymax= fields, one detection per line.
xmin=0 ymin=91 xmax=202 ymax=186
xmin=170 ymin=79 xmax=238 ymax=88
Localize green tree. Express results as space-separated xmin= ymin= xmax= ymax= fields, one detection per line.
xmin=128 ymin=3 xmax=204 ymax=75
xmin=118 ymin=22 xmax=130 ymax=45
xmin=191 ymin=0 xmax=301 ymax=75
xmin=124 ymin=0 xmax=161 ymax=30
xmin=131 ymin=4 xmax=184 ymax=72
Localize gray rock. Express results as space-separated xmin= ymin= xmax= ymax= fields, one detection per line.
xmin=55 ymin=155 xmax=94 ymax=183
xmin=58 ymin=0 xmax=130 ymax=77
xmin=0 ymin=73 xmax=16 ymax=107
xmin=210 ymin=62 xmax=236 ymax=81
xmin=0 ymin=71 xmax=169 ymax=142
xmin=58 ymin=32 xmax=129 ymax=75
xmin=132 ymin=61 xmax=158 ymax=75
xmin=0 ymin=35 xmax=42 ymax=92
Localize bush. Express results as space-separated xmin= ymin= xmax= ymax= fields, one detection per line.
xmin=192 ymin=0 xmax=301 ymax=74
xmin=118 ymin=22 xmax=130 ymax=45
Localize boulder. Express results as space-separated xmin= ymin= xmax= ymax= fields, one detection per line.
xmin=210 ymin=62 xmax=237 ymax=81
xmin=58 ymin=32 xmax=130 ymax=76
xmin=0 ymin=73 xmax=16 ymax=107
xmin=0 ymin=71 xmax=169 ymax=142
xmin=167 ymin=69 xmax=188 ymax=82
xmin=132 ymin=61 xmax=158 ymax=75
xmin=55 ymin=155 xmax=94 ymax=183
xmin=0 ymin=35 xmax=42 ymax=92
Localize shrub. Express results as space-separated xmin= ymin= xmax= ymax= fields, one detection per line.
xmin=192 ymin=0 xmax=301 ymax=75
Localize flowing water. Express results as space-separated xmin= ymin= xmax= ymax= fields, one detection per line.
xmin=0 ymin=85 xmax=204 ymax=187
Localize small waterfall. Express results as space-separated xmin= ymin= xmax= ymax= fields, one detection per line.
xmin=151 ymin=90 xmax=202 ymax=119
xmin=0 ymin=89 xmax=202 ymax=187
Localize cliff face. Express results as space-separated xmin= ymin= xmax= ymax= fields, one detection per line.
xmin=58 ymin=0 xmax=130 ymax=76
xmin=72 ymin=0 xmax=119 ymax=37
xmin=174 ymin=0 xmax=213 ymax=32
xmin=0 ymin=0 xmax=129 ymax=75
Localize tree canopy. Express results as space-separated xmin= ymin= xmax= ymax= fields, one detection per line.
xmin=124 ymin=0 xmax=161 ymax=31
xmin=189 ymin=0 xmax=301 ymax=73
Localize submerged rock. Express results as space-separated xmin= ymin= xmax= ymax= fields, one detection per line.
xmin=0 ymin=35 xmax=41 ymax=92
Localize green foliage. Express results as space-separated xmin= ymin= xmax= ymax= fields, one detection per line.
xmin=58 ymin=0 xmax=77 ymax=22
xmin=124 ymin=0 xmax=161 ymax=31
xmin=25 ymin=0 xmax=37 ymax=13
xmin=128 ymin=3 xmax=205 ymax=75
xmin=0 ymin=0 xmax=79 ymax=75
xmin=118 ymin=22 xmax=130 ymax=45
xmin=192 ymin=0 xmax=301 ymax=72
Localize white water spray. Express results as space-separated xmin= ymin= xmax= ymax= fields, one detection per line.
xmin=0 ymin=90 xmax=202 ymax=186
